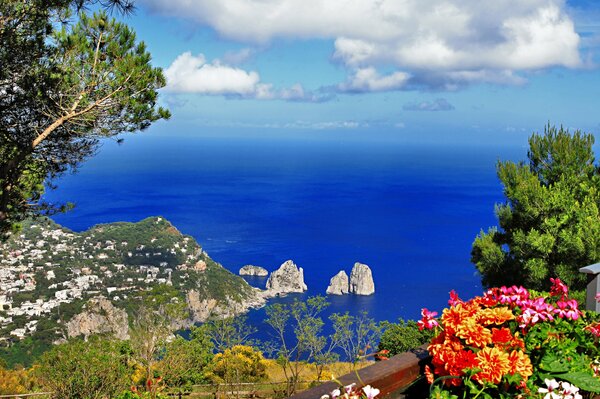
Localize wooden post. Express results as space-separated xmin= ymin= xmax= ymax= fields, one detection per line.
xmin=579 ymin=262 xmax=600 ymax=312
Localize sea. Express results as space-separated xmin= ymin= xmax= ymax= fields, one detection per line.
xmin=43 ymin=130 xmax=526 ymax=335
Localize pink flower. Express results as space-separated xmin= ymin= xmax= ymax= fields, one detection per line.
xmin=554 ymin=299 xmax=581 ymax=320
xmin=448 ymin=290 xmax=462 ymax=306
xmin=417 ymin=308 xmax=439 ymax=331
xmin=596 ymin=293 xmax=600 ymax=303
xmin=550 ymin=277 xmax=569 ymax=299
xmin=498 ymin=285 xmax=530 ymax=306
xmin=585 ymin=322 xmax=600 ymax=337
xmin=518 ymin=297 xmax=555 ymax=328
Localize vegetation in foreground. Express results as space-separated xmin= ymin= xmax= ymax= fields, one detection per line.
xmin=0 ymin=298 xmax=421 ymax=398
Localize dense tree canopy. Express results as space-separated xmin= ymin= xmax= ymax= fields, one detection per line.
xmin=471 ymin=125 xmax=600 ymax=292
xmin=0 ymin=0 xmax=169 ymax=238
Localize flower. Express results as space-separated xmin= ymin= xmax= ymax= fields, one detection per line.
xmin=507 ymin=350 xmax=533 ymax=379
xmin=417 ymin=308 xmax=439 ymax=330
xmin=448 ymin=290 xmax=462 ymax=306
xmin=550 ymin=277 xmax=569 ymax=299
xmin=473 ymin=346 xmax=511 ymax=384
xmin=362 ymin=385 xmax=380 ymax=399
xmin=330 ymin=388 xmax=341 ymax=399
xmin=554 ymin=299 xmax=581 ymax=320
xmin=424 ymin=365 xmax=434 ymax=384
xmin=456 ymin=317 xmax=492 ymax=347
xmin=538 ymin=378 xmax=560 ymax=399
xmin=596 ymin=293 xmax=600 ymax=303
xmin=344 ymin=383 xmax=356 ymax=395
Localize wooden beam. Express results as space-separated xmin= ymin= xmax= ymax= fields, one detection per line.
xmin=289 ymin=346 xmax=430 ymax=399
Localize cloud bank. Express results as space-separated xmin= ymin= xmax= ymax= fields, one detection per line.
xmin=148 ymin=0 xmax=581 ymax=92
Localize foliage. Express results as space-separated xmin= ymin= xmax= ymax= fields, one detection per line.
xmin=156 ymin=327 xmax=214 ymax=392
xmin=36 ymin=336 xmax=132 ymax=399
xmin=471 ymin=124 xmax=600 ymax=292
xmin=207 ymin=345 xmax=268 ymax=385
xmin=202 ymin=315 xmax=257 ymax=353
xmin=0 ymin=0 xmax=169 ymax=238
xmin=265 ymin=295 xmax=330 ymax=396
xmin=0 ymin=365 xmax=37 ymax=395
xmin=378 ymin=319 xmax=433 ymax=356
xmin=423 ymin=279 xmax=600 ymax=399
xmin=330 ymin=311 xmax=383 ymax=363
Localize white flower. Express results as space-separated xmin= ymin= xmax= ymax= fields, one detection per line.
xmin=362 ymin=385 xmax=380 ymax=399
xmin=538 ymin=379 xmax=560 ymax=399
xmin=344 ymin=383 xmax=356 ymax=395
xmin=330 ymin=389 xmax=341 ymax=399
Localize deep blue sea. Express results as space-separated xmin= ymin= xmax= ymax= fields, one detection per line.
xmin=43 ymin=132 xmax=525 ymax=332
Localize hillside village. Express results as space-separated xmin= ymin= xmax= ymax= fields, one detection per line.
xmin=0 ymin=216 xmax=259 ymax=347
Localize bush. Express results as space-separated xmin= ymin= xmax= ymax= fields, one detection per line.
xmin=378 ymin=319 xmax=433 ymax=356
xmin=207 ymin=345 xmax=268 ymax=384
xmin=36 ymin=336 xmax=132 ymax=399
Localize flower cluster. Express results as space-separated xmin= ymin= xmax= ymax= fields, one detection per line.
xmin=320 ymin=383 xmax=380 ymax=399
xmin=538 ymin=378 xmax=582 ymax=399
xmin=422 ymin=278 xmax=600 ymax=398
xmin=426 ymin=290 xmax=532 ymax=387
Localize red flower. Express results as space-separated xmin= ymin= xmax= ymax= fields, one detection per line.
xmin=550 ymin=277 xmax=569 ymax=299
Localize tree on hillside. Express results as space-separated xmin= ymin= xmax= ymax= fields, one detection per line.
xmin=471 ymin=125 xmax=600 ymax=292
xmin=0 ymin=0 xmax=169 ymax=238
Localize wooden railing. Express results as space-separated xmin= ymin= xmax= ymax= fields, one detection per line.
xmin=289 ymin=346 xmax=431 ymax=399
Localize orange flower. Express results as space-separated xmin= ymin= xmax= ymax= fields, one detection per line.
xmin=424 ymin=365 xmax=434 ymax=384
xmin=473 ymin=347 xmax=511 ymax=385
xmin=446 ymin=349 xmax=477 ymax=377
xmin=476 ymin=307 xmax=515 ymax=325
xmin=456 ymin=317 xmax=492 ymax=348
xmin=507 ymin=350 xmax=533 ymax=380
xmin=442 ymin=303 xmax=477 ymax=335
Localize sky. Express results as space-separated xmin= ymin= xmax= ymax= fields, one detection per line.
xmin=116 ymin=0 xmax=600 ymax=145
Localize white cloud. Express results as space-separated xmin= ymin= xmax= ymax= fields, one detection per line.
xmin=165 ymin=52 xmax=333 ymax=101
xmin=147 ymin=0 xmax=582 ymax=91
xmin=165 ymin=52 xmax=260 ymax=95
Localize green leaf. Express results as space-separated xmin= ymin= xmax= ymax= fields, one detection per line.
xmin=559 ymin=372 xmax=600 ymax=393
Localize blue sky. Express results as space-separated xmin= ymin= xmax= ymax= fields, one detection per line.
xmin=118 ymin=0 xmax=600 ymax=145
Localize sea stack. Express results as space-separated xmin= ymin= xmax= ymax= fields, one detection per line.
xmin=265 ymin=260 xmax=308 ymax=296
xmin=348 ymin=262 xmax=375 ymax=295
xmin=326 ymin=270 xmax=349 ymax=295
xmin=239 ymin=265 xmax=269 ymax=277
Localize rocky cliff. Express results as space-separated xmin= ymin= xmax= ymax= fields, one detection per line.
xmin=348 ymin=262 xmax=375 ymax=295
xmin=66 ymin=297 xmax=129 ymax=340
xmin=326 ymin=270 xmax=349 ymax=295
xmin=265 ymin=260 xmax=307 ymax=296
xmin=239 ymin=265 xmax=268 ymax=277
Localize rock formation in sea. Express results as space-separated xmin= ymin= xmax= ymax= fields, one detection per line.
xmin=348 ymin=262 xmax=375 ymax=295
xmin=66 ymin=296 xmax=129 ymax=340
xmin=239 ymin=265 xmax=269 ymax=277
xmin=265 ymin=260 xmax=307 ymax=296
xmin=326 ymin=270 xmax=349 ymax=295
